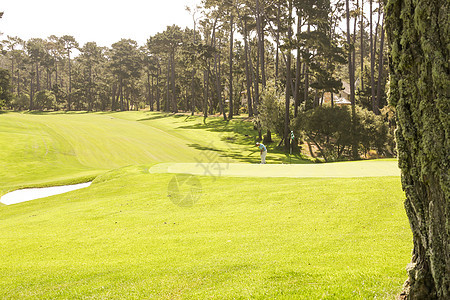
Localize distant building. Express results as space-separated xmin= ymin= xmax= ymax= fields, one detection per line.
xmin=322 ymin=81 xmax=352 ymax=106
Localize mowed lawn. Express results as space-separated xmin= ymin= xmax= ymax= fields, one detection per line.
xmin=0 ymin=111 xmax=249 ymax=195
xmin=0 ymin=111 xmax=412 ymax=299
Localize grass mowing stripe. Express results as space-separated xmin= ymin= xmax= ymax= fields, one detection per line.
xmin=0 ymin=111 xmax=410 ymax=298
xmin=0 ymin=167 xmax=411 ymax=299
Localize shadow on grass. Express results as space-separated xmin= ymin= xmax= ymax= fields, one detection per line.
xmin=187 ymin=141 xmax=307 ymax=164
xmin=175 ymin=117 xmax=314 ymax=164
xmin=136 ymin=112 xmax=193 ymax=122
xmin=23 ymin=110 xmax=91 ymax=115
xmin=137 ymin=114 xmax=173 ymax=122
xmin=187 ymin=144 xmax=222 ymax=152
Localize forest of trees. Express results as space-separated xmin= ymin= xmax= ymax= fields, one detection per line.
xmin=0 ymin=0 xmax=390 ymax=158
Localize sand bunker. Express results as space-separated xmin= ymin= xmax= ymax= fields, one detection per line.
xmin=0 ymin=182 xmax=91 ymax=205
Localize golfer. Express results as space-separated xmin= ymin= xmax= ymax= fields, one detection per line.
xmin=256 ymin=142 xmax=267 ymax=164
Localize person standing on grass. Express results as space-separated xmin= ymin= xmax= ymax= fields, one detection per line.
xmin=256 ymin=142 xmax=267 ymax=164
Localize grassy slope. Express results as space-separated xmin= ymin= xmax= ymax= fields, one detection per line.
xmin=0 ymin=112 xmax=242 ymax=195
xmin=0 ymin=166 xmax=411 ymax=299
xmin=0 ymin=111 xmax=411 ymax=299
xmin=0 ymin=111 xmax=307 ymax=196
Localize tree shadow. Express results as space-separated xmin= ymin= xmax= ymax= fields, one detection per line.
xmin=24 ymin=110 xmax=91 ymax=115
xmin=137 ymin=114 xmax=172 ymax=122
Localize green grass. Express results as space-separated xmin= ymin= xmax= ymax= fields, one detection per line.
xmin=0 ymin=111 xmax=411 ymax=299
xmin=0 ymin=167 xmax=411 ymax=299
xmin=0 ymin=111 xmax=304 ymax=195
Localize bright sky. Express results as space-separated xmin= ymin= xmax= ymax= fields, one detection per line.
xmin=0 ymin=0 xmax=201 ymax=47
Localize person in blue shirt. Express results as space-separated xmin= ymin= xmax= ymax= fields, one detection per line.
xmin=256 ymin=142 xmax=267 ymax=164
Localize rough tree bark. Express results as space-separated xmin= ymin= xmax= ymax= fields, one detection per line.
xmin=385 ymin=0 xmax=449 ymax=299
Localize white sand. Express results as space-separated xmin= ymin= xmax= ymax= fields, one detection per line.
xmin=0 ymin=182 xmax=92 ymax=205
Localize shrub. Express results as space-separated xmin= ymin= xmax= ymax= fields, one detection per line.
xmin=0 ymin=68 xmax=12 ymax=109
xmin=258 ymin=83 xmax=292 ymax=139
xmin=35 ymin=90 xmax=56 ymax=110
xmin=295 ymin=106 xmax=391 ymax=161
xmin=11 ymin=93 xmax=30 ymax=110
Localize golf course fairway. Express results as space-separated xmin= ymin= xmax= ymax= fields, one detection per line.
xmin=0 ymin=111 xmax=411 ymax=299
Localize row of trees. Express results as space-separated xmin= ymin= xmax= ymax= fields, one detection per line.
xmin=1 ymin=0 xmax=388 ymax=155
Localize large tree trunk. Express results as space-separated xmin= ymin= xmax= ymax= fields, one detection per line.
xmin=385 ymin=0 xmax=449 ymax=299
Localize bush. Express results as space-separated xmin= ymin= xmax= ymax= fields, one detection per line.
xmin=35 ymin=90 xmax=56 ymax=110
xmin=294 ymin=106 xmax=391 ymax=161
xmin=11 ymin=93 xmax=30 ymax=110
xmin=0 ymin=68 xmax=12 ymax=109
xmin=355 ymin=106 xmax=390 ymax=156
xmin=258 ymin=84 xmax=289 ymax=138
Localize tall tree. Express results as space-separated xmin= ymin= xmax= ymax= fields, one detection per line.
xmin=153 ymin=25 xmax=183 ymax=112
xmin=0 ymin=69 xmax=12 ymax=108
xmin=369 ymin=0 xmax=378 ymax=114
xmin=346 ymin=0 xmax=358 ymax=159
xmin=78 ymin=42 xmax=104 ymax=111
xmin=293 ymin=8 xmax=302 ymax=117
xmin=375 ymin=7 xmax=385 ymax=112
xmin=2 ymin=36 xmax=21 ymax=93
xmin=284 ymin=0 xmax=293 ymax=150
xmin=255 ymin=0 xmax=266 ymax=87
xmin=228 ymin=10 xmax=234 ymax=119
xmin=234 ymin=4 xmax=254 ymax=117
xmin=186 ymin=5 xmax=201 ymax=115
xmin=110 ymin=39 xmax=141 ymax=111
xmin=359 ymin=0 xmax=364 ymax=92
xmin=60 ymin=35 xmax=79 ymax=110
xmin=385 ymin=0 xmax=449 ymax=299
